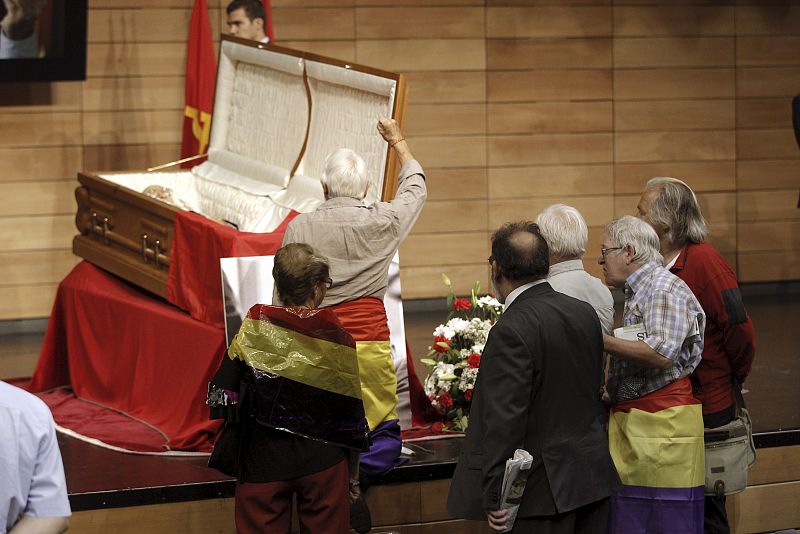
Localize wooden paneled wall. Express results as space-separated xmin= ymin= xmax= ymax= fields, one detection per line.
xmin=0 ymin=1 xmax=798 ymax=319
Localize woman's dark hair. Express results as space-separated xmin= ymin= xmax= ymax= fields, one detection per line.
xmin=491 ymin=221 xmax=549 ymax=283
xmin=273 ymin=243 xmax=330 ymax=306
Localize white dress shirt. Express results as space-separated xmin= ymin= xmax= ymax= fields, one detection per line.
xmin=1 ymin=381 xmax=71 ymax=532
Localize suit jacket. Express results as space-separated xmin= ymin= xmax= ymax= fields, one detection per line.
xmin=447 ymin=282 xmax=620 ymax=520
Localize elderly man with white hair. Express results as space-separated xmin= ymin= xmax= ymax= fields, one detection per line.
xmin=536 ymin=203 xmax=614 ymax=334
xmin=280 ymin=117 xmax=425 ymax=530
xmin=598 ymin=215 xmax=706 ymax=534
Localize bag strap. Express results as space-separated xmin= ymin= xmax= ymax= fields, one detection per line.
xmin=731 ymin=376 xmax=757 ymax=468
xmin=731 ymin=376 xmax=747 ymax=416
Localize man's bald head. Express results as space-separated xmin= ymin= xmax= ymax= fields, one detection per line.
xmin=490 ymin=221 xmax=550 ymax=284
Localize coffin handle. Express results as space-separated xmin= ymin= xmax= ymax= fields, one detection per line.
xmin=154 ymin=240 xmax=161 ymax=268
xmin=102 ymin=217 xmax=111 ymax=245
xmin=142 ymin=234 xmax=149 ymax=263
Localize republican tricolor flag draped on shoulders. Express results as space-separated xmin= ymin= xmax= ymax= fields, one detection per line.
xmin=181 ymin=0 xmax=216 ymax=167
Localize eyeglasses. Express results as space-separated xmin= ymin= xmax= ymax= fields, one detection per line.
xmin=599 ymin=246 xmax=623 ymax=259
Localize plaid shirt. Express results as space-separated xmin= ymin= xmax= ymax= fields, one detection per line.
xmin=607 ymin=261 xmax=706 ymax=403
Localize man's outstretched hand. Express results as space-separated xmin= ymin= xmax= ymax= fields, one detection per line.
xmin=377 ymin=116 xmax=413 ymax=166
xmin=377 ymin=116 xmax=402 ymax=144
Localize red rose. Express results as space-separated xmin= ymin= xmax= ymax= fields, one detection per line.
xmin=438 ymin=392 xmax=453 ymax=409
xmin=432 ymin=335 xmax=450 ymax=353
xmin=467 ymin=353 xmax=481 ymax=368
xmin=431 ymin=422 xmax=445 ymax=432
xmin=453 ymin=298 xmax=472 ymax=311
xmin=465 ymin=388 xmax=473 ymax=401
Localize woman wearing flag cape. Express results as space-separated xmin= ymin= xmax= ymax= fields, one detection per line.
xmin=207 ymin=243 xmax=369 ymax=533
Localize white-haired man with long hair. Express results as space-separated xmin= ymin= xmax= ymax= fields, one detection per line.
xmin=536 ymin=203 xmax=614 ymax=334
xmin=280 ymin=117 xmax=425 ymax=533
xmin=599 ymin=215 xmax=706 ymax=534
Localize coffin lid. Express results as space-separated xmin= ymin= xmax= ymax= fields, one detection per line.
xmin=199 ymin=36 xmax=404 ymax=207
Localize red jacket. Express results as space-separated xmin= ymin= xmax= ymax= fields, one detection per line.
xmin=671 ymin=242 xmax=756 ymax=414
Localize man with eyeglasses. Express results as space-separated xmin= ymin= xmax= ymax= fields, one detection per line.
xmin=598 ymin=215 xmax=706 ymax=534
xmin=448 ymin=221 xmax=619 ymax=533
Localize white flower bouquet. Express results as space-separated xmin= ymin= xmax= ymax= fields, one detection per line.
xmin=421 ymin=275 xmax=502 ymax=432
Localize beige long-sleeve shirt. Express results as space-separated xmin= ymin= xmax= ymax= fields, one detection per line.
xmin=281 ymin=159 xmax=426 ymax=307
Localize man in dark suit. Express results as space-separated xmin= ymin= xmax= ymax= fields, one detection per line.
xmin=447 ymin=221 xmax=620 ymax=533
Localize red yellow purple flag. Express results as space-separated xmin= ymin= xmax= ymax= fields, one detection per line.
xmin=181 ymin=0 xmax=216 ymax=167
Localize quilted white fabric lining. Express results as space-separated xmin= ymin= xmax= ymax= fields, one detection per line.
xmin=303 ymin=78 xmax=392 ymax=206
xmin=302 ymin=60 xmax=396 ymax=205
xmin=98 ymin=170 xmax=322 ymax=233
xmin=209 ymin=40 xmax=308 ymax=192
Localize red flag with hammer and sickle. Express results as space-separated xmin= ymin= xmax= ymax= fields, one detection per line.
xmin=181 ymin=0 xmax=216 ymax=167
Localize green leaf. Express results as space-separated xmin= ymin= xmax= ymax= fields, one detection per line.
xmin=435 ymin=341 xmax=450 ymax=349
xmin=439 ymin=373 xmax=457 ymax=380
xmin=441 ymin=273 xmax=452 ymax=287
xmin=420 ymin=358 xmax=437 ymax=366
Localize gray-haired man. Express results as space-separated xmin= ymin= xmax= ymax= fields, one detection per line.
xmin=536 ymin=203 xmax=614 ymax=334
xmin=599 ymin=215 xmax=706 ymax=534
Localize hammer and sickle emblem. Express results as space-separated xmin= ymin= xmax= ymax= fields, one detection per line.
xmin=184 ymin=105 xmax=212 ymax=154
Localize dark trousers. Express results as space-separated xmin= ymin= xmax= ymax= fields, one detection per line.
xmin=235 ymin=458 xmax=349 ymax=534
xmin=703 ymin=404 xmax=737 ymax=534
xmin=512 ymin=497 xmax=610 ymax=534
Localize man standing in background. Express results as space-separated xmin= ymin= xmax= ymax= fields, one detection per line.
xmin=226 ymin=0 xmax=269 ymax=44
xmin=637 ymin=177 xmax=756 ymax=534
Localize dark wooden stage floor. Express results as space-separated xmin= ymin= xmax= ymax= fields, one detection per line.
xmin=1 ymin=281 xmax=798 ymax=532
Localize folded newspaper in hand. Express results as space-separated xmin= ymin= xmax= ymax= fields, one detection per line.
xmin=499 ymin=449 xmax=534 ymax=532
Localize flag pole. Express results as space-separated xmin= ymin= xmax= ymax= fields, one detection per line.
xmin=147 ymin=153 xmax=208 ymax=172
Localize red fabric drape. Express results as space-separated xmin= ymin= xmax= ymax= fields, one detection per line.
xmin=327 ymin=297 xmax=390 ymax=341
xmin=405 ymin=341 xmax=441 ymax=427
xmin=166 ymin=210 xmax=299 ymax=328
xmin=180 ymin=0 xmax=216 ymax=166
xmin=29 ymin=262 xmax=226 ymax=451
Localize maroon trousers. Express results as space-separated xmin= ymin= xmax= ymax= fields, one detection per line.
xmin=234 ymin=459 xmax=350 ymax=533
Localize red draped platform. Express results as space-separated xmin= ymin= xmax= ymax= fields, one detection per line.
xmin=27 ymin=207 xmax=439 ymax=451
xmin=29 ymin=262 xmax=226 ymax=451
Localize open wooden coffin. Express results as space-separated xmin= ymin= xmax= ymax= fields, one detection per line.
xmin=74 ymin=36 xmax=408 ymax=300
